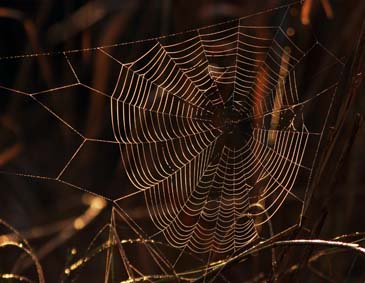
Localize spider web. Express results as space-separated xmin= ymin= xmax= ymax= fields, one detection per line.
xmin=0 ymin=2 xmax=347 ymax=282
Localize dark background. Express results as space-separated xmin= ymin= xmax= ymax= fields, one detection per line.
xmin=0 ymin=1 xmax=364 ymax=282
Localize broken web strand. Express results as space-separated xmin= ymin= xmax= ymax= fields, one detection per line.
xmin=0 ymin=1 xmax=349 ymax=282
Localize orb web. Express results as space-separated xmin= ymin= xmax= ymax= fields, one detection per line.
xmin=108 ymin=5 xmax=341 ymax=256
xmin=0 ymin=1 xmax=348 ymax=282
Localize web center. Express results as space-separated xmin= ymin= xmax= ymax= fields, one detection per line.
xmin=213 ymin=107 xmax=242 ymax=133
xmin=213 ymin=106 xmax=252 ymax=147
xmin=224 ymin=108 xmax=242 ymax=134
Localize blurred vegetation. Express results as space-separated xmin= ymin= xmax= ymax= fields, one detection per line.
xmin=0 ymin=0 xmax=364 ymax=282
